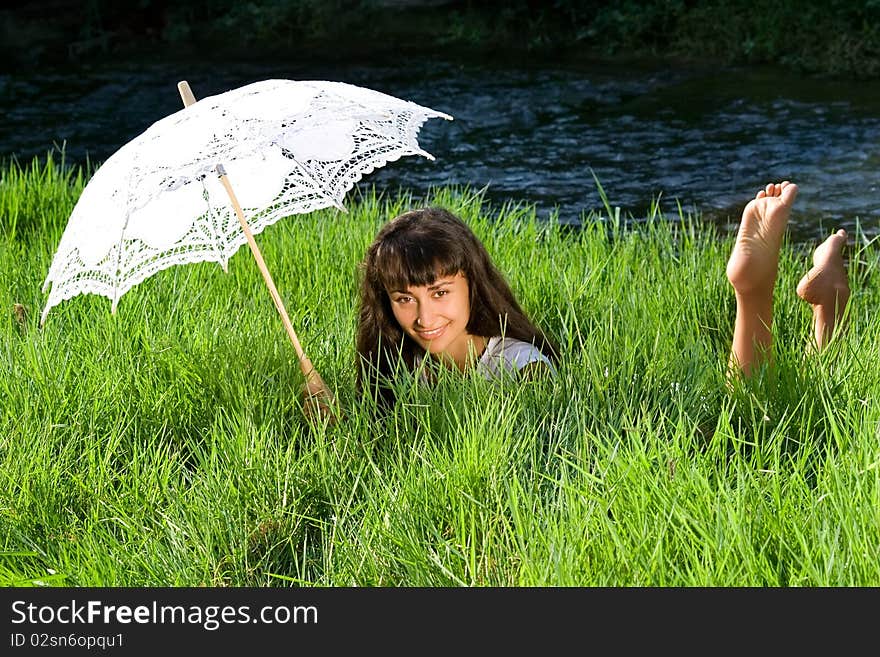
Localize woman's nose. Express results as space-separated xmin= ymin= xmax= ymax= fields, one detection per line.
xmin=416 ymin=305 xmax=435 ymax=327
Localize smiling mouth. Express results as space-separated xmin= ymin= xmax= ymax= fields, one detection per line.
xmin=415 ymin=324 xmax=448 ymax=340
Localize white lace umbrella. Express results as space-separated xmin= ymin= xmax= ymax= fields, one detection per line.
xmin=41 ymin=78 xmax=452 ymax=392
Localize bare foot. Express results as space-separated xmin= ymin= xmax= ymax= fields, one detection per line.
xmin=796 ymin=229 xmax=850 ymax=350
xmin=726 ymin=181 xmax=798 ymax=377
xmin=726 ymin=181 xmax=799 ymax=295
xmin=796 ymin=229 xmax=849 ymax=305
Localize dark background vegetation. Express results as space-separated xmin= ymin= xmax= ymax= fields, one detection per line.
xmin=2 ymin=0 xmax=880 ymax=77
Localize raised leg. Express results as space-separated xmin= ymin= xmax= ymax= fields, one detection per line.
xmin=726 ymin=182 xmax=798 ymax=376
xmin=796 ymin=229 xmax=850 ymax=351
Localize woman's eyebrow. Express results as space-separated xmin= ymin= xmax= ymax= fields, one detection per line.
xmin=426 ymin=279 xmax=454 ymax=290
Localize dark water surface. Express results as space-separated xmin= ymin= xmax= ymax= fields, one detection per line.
xmin=3 ymin=54 xmax=879 ymax=242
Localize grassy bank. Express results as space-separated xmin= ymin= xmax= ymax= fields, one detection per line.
xmin=1 ymin=156 xmax=879 ymax=586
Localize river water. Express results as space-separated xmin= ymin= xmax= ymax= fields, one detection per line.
xmin=3 ymin=54 xmax=879 ymax=242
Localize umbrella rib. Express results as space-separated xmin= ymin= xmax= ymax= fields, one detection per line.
xmin=283 ymin=154 xmax=348 ymax=213
xmin=200 ymin=179 xmax=232 ymax=271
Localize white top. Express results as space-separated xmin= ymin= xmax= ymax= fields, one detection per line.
xmin=476 ymin=336 xmax=556 ymax=379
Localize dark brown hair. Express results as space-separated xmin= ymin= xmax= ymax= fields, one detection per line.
xmin=355 ymin=207 xmax=557 ymax=407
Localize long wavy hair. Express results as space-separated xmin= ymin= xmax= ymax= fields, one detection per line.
xmin=355 ymin=207 xmax=557 ymax=407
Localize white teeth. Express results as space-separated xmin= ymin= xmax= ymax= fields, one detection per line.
xmin=418 ymin=326 xmax=445 ymax=338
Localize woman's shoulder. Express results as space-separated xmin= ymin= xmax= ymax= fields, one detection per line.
xmin=478 ymin=336 xmax=556 ymax=378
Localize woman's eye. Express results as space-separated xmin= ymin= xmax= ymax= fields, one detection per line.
xmin=434 ymin=290 xmax=448 ymax=298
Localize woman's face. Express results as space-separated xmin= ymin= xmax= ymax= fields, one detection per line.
xmin=386 ymin=271 xmax=475 ymax=362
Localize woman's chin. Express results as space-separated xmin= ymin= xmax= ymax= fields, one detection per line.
xmin=423 ymin=340 xmax=448 ymax=354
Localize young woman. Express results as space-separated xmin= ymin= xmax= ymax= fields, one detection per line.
xmin=304 ymin=207 xmax=558 ymax=420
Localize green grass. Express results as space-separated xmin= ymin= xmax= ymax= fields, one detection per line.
xmin=2 ymin=154 xmax=879 ymax=586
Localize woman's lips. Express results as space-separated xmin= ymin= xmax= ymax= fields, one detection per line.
xmin=415 ymin=323 xmax=448 ymax=340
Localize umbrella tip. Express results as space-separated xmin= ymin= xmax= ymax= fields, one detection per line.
xmin=38 ymin=303 xmax=51 ymax=328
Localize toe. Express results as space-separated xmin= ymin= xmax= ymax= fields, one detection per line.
xmin=780 ymin=182 xmax=799 ymax=205
xmin=826 ymin=229 xmax=847 ymax=247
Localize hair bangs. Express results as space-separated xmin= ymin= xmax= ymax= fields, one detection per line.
xmin=375 ymin=233 xmax=463 ymax=291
